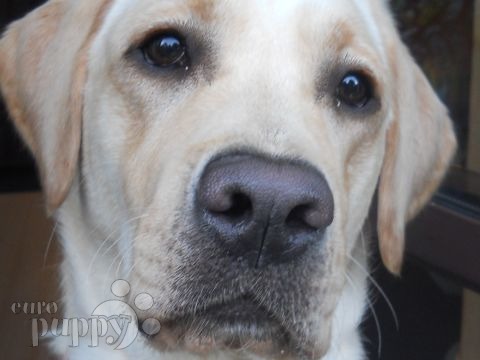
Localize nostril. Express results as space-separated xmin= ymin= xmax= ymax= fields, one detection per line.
xmin=210 ymin=192 xmax=253 ymax=224
xmin=223 ymin=193 xmax=252 ymax=218
xmin=285 ymin=203 xmax=331 ymax=232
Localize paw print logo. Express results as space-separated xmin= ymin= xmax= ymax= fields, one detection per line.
xmin=91 ymin=280 xmax=161 ymax=350
xmin=110 ymin=280 xmax=162 ymax=337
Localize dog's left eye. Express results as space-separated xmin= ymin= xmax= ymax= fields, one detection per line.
xmin=336 ymin=72 xmax=373 ymax=108
xmin=141 ymin=32 xmax=188 ymax=68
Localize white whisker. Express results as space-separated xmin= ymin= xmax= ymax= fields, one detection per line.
xmin=43 ymin=221 xmax=59 ymax=268
xmin=87 ymin=213 xmax=148 ymax=279
xmin=344 ymin=271 xmax=383 ymax=358
xmin=348 ymin=253 xmax=399 ymax=330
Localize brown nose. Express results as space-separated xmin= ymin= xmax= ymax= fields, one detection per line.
xmin=195 ymin=153 xmax=334 ymax=268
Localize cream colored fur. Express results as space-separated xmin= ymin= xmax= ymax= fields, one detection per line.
xmin=0 ymin=0 xmax=456 ymax=359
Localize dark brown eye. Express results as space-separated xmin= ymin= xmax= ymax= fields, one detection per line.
xmin=336 ymin=72 xmax=373 ymax=108
xmin=142 ymin=33 xmax=188 ymax=68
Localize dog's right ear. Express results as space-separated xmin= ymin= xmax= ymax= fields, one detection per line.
xmin=0 ymin=0 xmax=112 ymax=214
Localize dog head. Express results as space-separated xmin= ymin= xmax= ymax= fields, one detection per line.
xmin=0 ymin=0 xmax=456 ymax=357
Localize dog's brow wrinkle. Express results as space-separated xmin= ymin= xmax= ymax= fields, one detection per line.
xmin=350 ymin=0 xmax=386 ymax=62
xmin=188 ymin=0 xmax=215 ymax=21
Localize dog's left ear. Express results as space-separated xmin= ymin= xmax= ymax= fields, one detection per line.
xmin=0 ymin=0 xmax=112 ymax=214
xmin=377 ymin=37 xmax=457 ymax=275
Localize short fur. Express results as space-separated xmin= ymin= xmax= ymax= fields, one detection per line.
xmin=0 ymin=0 xmax=456 ymax=359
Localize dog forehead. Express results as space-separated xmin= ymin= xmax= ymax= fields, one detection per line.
xmin=99 ymin=0 xmax=386 ymax=56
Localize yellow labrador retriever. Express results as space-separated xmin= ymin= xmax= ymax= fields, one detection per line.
xmin=0 ymin=0 xmax=456 ymax=359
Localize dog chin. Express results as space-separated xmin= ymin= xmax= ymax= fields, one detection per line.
xmin=141 ymin=296 xmax=324 ymax=359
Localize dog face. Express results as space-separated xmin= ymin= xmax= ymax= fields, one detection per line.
xmin=0 ymin=0 xmax=456 ymax=358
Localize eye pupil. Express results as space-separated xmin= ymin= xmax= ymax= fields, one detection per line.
xmin=336 ymin=73 xmax=372 ymax=108
xmin=143 ymin=33 xmax=187 ymax=68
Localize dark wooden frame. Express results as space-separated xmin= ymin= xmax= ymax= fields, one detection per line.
xmin=407 ymin=168 xmax=480 ymax=291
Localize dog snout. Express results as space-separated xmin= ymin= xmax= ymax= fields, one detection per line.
xmin=195 ymin=153 xmax=334 ymax=267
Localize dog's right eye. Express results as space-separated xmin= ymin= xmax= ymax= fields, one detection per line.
xmin=141 ymin=32 xmax=189 ymax=68
xmin=335 ymin=72 xmax=373 ymax=109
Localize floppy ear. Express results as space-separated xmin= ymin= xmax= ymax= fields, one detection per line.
xmin=377 ymin=40 xmax=457 ymax=275
xmin=0 ymin=0 xmax=112 ymax=214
